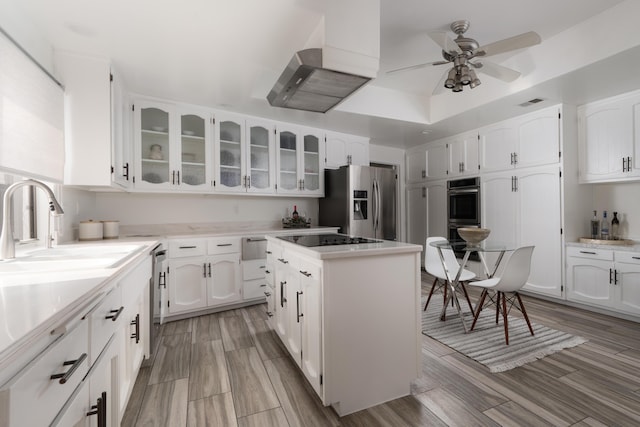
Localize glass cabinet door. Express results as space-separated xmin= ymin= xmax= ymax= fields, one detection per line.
xmin=278 ymin=130 xmax=298 ymax=191
xmin=218 ymin=119 xmax=243 ymax=190
xmin=248 ymin=122 xmax=273 ymax=192
xmin=140 ymin=106 xmax=171 ymax=186
xmin=302 ymin=133 xmax=321 ymax=192
xmin=180 ymin=113 xmax=207 ymax=187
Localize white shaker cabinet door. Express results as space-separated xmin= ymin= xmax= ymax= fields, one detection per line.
xmin=208 ymin=253 xmax=242 ymax=307
xmin=566 ymin=257 xmax=615 ymax=309
xmin=615 ymin=253 xmax=640 ymax=315
xmin=299 ymin=265 xmax=323 ymax=398
xmin=516 ymin=107 xmax=560 ymax=169
xmin=479 ymin=123 xmax=517 ymax=173
xmin=426 ymin=180 xmax=447 ymax=239
xmin=168 ymin=258 xmax=208 ymax=314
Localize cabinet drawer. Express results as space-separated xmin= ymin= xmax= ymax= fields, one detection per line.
xmin=121 ymin=255 xmax=152 ymax=305
xmin=169 ymin=239 xmax=207 ymax=258
xmin=615 ymin=251 xmax=640 ymax=265
xmin=295 ymin=257 xmax=321 ymax=281
xmin=208 ymin=237 xmax=241 ymax=255
xmin=243 ymin=258 xmax=267 ymax=280
xmin=2 ymin=320 xmax=89 ymax=427
xmin=89 ymin=286 xmax=122 ymax=364
xmin=567 ymin=246 xmax=613 ymax=261
xmin=243 ymin=278 xmax=269 ymax=300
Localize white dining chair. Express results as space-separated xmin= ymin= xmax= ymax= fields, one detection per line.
xmin=424 ymin=236 xmax=476 ymax=316
xmin=468 ymin=246 xmax=535 ymax=345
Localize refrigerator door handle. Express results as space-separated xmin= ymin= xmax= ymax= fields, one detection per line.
xmin=372 ymin=179 xmax=378 ymax=234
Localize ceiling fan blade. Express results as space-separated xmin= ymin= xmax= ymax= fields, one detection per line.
xmin=432 ymin=69 xmax=449 ymax=95
xmin=386 ymin=60 xmax=449 ymax=75
xmin=476 ymin=61 xmax=521 ymax=82
xmin=428 ymin=31 xmax=462 ymax=54
xmin=475 ymin=31 xmax=541 ymax=57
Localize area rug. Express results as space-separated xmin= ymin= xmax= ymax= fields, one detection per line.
xmin=421 ymin=297 xmax=587 ymax=373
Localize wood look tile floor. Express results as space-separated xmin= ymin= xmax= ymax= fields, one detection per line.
xmin=123 ymin=275 xmax=640 ymax=426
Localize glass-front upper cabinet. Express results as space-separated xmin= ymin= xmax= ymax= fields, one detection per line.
xmin=247 ymin=118 xmax=275 ymax=193
xmin=134 ymin=99 xmax=213 ymax=191
xmin=276 ymin=125 xmax=324 ymax=195
xmin=215 ymin=114 xmax=245 ymax=192
xmin=135 ymin=101 xmax=173 ymax=189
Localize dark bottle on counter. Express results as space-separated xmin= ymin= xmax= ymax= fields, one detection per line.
xmin=590 ymin=210 xmax=599 ymax=239
xmin=292 ymin=205 xmax=299 ymax=220
xmin=601 ymin=210 xmax=609 ymax=240
xmin=611 ymin=211 xmax=620 ymax=240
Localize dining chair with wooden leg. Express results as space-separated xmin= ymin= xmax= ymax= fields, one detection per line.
xmin=468 ymin=246 xmax=535 ymax=345
xmin=424 ymin=237 xmax=476 ymax=317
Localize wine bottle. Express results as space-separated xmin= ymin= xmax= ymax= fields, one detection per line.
xmin=590 ymin=210 xmax=599 ymax=239
xmin=611 ymin=211 xmax=620 ymax=240
xmin=292 ymin=205 xmax=299 ymax=220
xmin=600 ymin=211 xmax=609 ymax=240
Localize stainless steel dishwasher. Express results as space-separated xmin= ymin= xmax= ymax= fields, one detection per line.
xmin=241 ymin=237 xmax=267 ymax=260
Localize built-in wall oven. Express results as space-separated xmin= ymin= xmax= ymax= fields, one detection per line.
xmin=447 ymin=177 xmax=481 ymax=260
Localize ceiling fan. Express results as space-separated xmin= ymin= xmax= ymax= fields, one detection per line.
xmin=387 ymin=20 xmax=541 ymax=94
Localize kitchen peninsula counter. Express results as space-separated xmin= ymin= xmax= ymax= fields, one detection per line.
xmin=265 ymin=235 xmax=422 ymax=416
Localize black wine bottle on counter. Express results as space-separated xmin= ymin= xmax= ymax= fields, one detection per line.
xmin=292 ymin=205 xmax=299 ymax=220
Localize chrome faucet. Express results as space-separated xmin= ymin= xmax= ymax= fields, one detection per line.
xmin=1 ymin=179 xmax=64 ymax=260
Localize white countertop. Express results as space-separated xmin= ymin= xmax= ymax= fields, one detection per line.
xmin=566 ymin=241 xmax=640 ymax=252
xmin=266 ymin=235 xmax=422 ymax=260
xmin=0 ymin=239 xmax=159 ymax=372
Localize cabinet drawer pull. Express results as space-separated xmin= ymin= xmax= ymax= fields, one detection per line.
xmin=264 ymin=291 xmax=271 ymax=297
xmin=278 ymin=258 xmax=289 ymax=264
xmin=50 ymin=353 xmax=87 ymax=384
xmin=280 ymin=281 xmax=286 ymax=307
xmin=179 ymin=245 xmax=197 ymax=249
xmin=259 ymin=265 xmax=266 ymax=269
xmin=266 ymin=311 xmax=273 ymax=318
xmin=216 ymin=243 xmax=233 ymax=247
xmin=265 ymin=269 xmax=271 ymax=274
xmin=247 ymin=238 xmax=267 ymax=242
xmin=260 ymin=284 xmax=267 ymax=287
xmin=105 ymin=306 xmax=124 ymax=321
xmin=86 ymin=391 xmax=107 ymax=427
xmin=131 ymin=313 xmax=140 ymax=343
xmin=579 ymin=251 xmax=597 ymax=255
xmin=632 ymin=256 xmax=640 ymax=260
xmin=609 ymin=268 xmax=613 ymax=284
xmin=208 ymin=263 xmax=212 ymax=277
xmin=614 ymin=269 xmax=618 ymax=285
xmin=300 ymin=270 xmax=312 ymax=277
xmin=266 ymin=250 xmax=272 ymax=255
xmin=159 ymin=272 xmax=166 ymax=288
xmin=203 ymin=263 xmax=207 ymax=278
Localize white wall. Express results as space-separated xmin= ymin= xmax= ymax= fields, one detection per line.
xmin=57 ymin=187 xmax=97 ymax=242
xmin=592 ymin=181 xmax=640 ymax=240
xmin=93 ymin=192 xmax=318 ymax=228
xmin=369 ymin=143 xmax=406 ymax=242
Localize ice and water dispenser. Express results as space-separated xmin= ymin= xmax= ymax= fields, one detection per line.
xmin=353 ymin=190 xmax=368 ymax=220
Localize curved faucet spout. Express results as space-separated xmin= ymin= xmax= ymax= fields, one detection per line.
xmin=1 ymin=179 xmax=64 ymax=260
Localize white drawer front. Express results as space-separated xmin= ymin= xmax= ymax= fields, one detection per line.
xmin=615 ymin=251 xmax=640 ymax=265
xmin=567 ymin=246 xmax=613 ymax=261
xmin=169 ymin=239 xmax=207 ymax=258
xmin=243 ymin=278 xmax=269 ymax=300
xmin=208 ymin=237 xmax=241 ymax=255
xmin=89 ymin=286 xmax=122 ymax=364
xmin=243 ymin=259 xmax=267 ymax=280
xmin=3 ymin=320 xmax=89 ymax=427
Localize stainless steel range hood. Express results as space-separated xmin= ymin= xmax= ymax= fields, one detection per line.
xmin=267 ymin=48 xmax=372 ymax=113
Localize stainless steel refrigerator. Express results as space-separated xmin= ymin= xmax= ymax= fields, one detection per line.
xmin=319 ymin=165 xmax=397 ymax=240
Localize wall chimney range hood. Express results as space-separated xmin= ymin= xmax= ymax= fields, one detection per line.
xmin=267 ymin=48 xmax=372 ymax=113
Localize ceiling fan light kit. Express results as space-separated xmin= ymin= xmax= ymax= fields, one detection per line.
xmin=387 ymin=19 xmax=541 ymax=94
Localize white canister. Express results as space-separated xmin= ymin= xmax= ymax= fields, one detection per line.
xmin=79 ymin=220 xmax=103 ymax=241
xmin=102 ymin=220 xmax=119 ymax=239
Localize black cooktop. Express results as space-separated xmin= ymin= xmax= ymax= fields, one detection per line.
xmin=277 ymin=233 xmax=381 ymax=247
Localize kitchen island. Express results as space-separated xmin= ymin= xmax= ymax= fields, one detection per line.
xmin=265 ymin=234 xmax=422 ymax=416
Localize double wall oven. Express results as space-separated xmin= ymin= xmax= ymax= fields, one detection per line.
xmin=447 ymin=177 xmax=481 ymax=260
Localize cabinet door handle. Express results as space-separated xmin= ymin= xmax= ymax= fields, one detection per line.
xmin=260 ymin=283 xmax=267 ymax=287
xmin=247 ymin=175 xmax=251 ymax=188
xmin=203 ymin=263 xmax=207 ymax=278
xmin=278 ymin=258 xmax=288 ymax=264
xmin=259 ymin=265 xmax=266 ymax=269
xmin=177 ymin=170 xmax=180 ymax=185
xmin=242 ymin=175 xmax=247 ymax=188
xmin=614 ymin=269 xmax=618 ymax=285
xmin=208 ymin=263 xmax=212 ymax=277
xmin=123 ymin=163 xmax=129 ymax=180
xmin=514 ymin=152 xmax=518 ymax=164
xmin=172 ymin=170 xmax=176 ymax=185
xmin=421 ymin=170 xmax=426 ymax=179
xmin=216 ymin=243 xmax=233 ymax=247
xmin=266 ymin=250 xmax=272 ymax=255
xmin=50 ymin=353 xmax=87 ymax=384
xmin=105 ymin=306 xmax=124 ymax=322
xmin=265 ymin=269 xmax=271 ymax=274
xmin=510 ymin=153 xmax=514 ymax=165
xmin=159 ymin=272 xmax=166 ymax=288
xmin=628 ymin=157 xmax=632 ymax=171
xmin=514 ymin=176 xmax=518 ymax=192
xmin=131 ymin=313 xmax=140 ymax=343
xmin=300 ymin=270 xmax=311 ymax=277
xmin=280 ymin=281 xmax=286 ymax=307
xmin=179 ymin=245 xmax=197 ymax=249
xmin=579 ymin=251 xmax=597 ymax=255
xmin=264 ymin=291 xmax=271 ymax=297
xmin=609 ymin=268 xmax=613 ymax=284
xmin=86 ymin=391 xmax=107 ymax=427
xmin=623 ymin=157 xmax=627 ymax=172
xmin=266 ymin=311 xmax=273 ymax=318
xmin=296 ymin=291 xmax=304 ymax=323
xmin=632 ymin=256 xmax=640 ymax=260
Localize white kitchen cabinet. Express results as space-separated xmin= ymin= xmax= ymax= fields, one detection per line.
xmin=246 ymin=118 xmax=276 ymax=193
xmin=426 ymin=180 xmax=448 ymax=240
xmin=578 ymin=90 xmax=640 ymax=183
xmin=133 ymin=99 xmax=213 ymax=191
xmin=406 ymin=184 xmax=427 ymax=262
xmin=297 ymin=260 xmax=323 ymax=397
xmin=276 ymin=124 xmax=324 ymax=195
xmin=284 ymin=260 xmax=303 ymax=361
xmin=55 ymin=52 xmax=130 ymax=188
xmin=479 ymin=106 xmax=560 ymax=173
xmin=273 ymin=255 xmax=289 ymax=340
xmin=425 ymin=141 xmax=449 ymax=180
xmin=615 ymin=252 xmax=640 ymax=314
xmin=243 ymin=258 xmax=268 ymax=300
xmin=207 ymin=253 xmax=242 ymax=306
xmin=482 ymin=165 xmax=562 ymax=297
xmin=167 ymin=257 xmax=208 ymax=314
xmin=447 ymin=132 xmax=479 ymax=177
xmin=406 ymin=146 xmax=427 ymax=183
xmin=324 ymin=131 xmax=370 ymax=168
